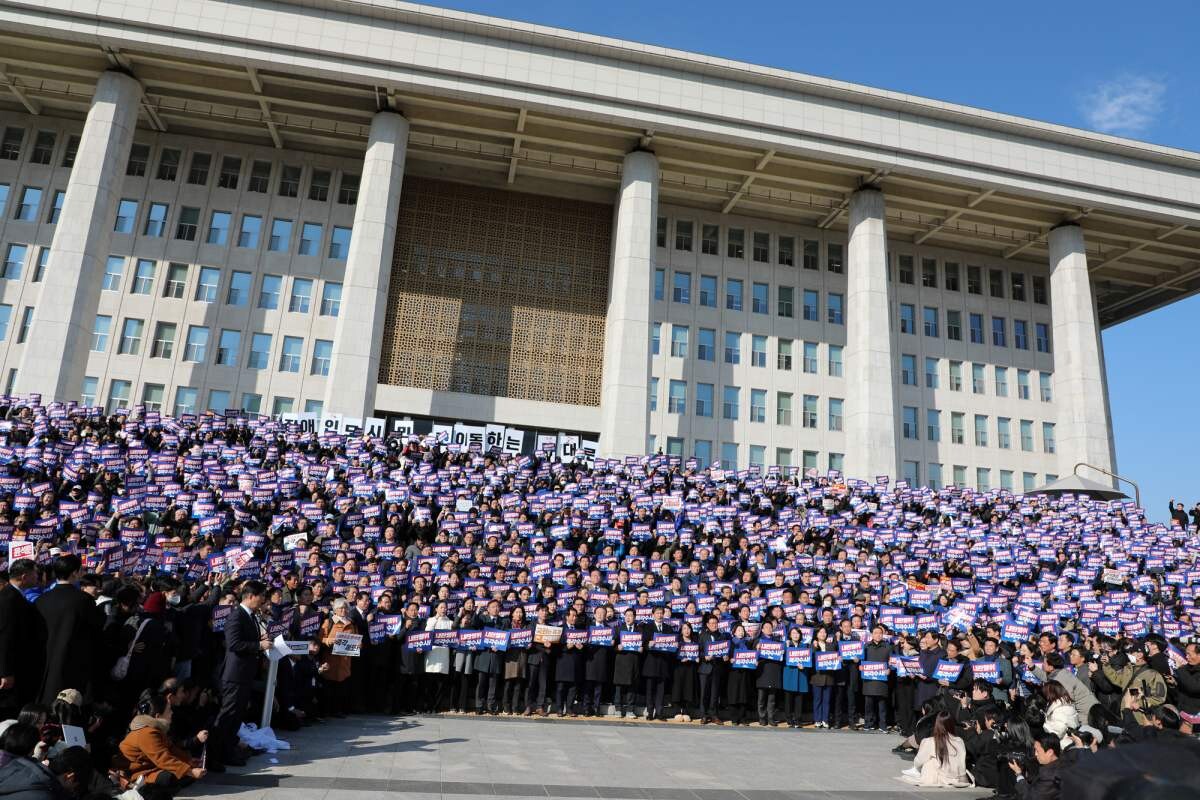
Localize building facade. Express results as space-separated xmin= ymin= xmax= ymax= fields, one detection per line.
xmin=1 ymin=0 xmax=1199 ymax=485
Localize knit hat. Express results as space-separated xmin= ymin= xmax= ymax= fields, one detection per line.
xmin=143 ymin=591 xmax=167 ymax=614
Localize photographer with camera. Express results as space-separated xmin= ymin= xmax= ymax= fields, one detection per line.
xmin=1008 ymin=734 xmax=1062 ymax=800
xmin=1103 ymin=641 xmax=1167 ymax=726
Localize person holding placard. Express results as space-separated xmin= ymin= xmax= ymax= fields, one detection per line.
xmin=473 ymin=599 xmax=505 ymax=715
xmin=698 ymin=613 xmax=729 ymax=725
xmin=640 ymin=606 xmax=672 ymax=721
xmin=754 ymin=620 xmax=783 ymax=726
xmin=423 ymin=600 xmax=455 ymax=712
xmin=318 ymin=598 xmax=356 ymax=717
xmin=501 ymin=605 xmax=529 ymax=715
xmin=862 ymin=625 xmax=894 ymax=732
xmin=669 ymin=621 xmax=699 ymax=721
xmin=452 ymin=598 xmax=480 ymax=713
xmin=524 ymin=605 xmax=556 ymax=716
xmin=553 ymin=608 xmax=585 ymax=717
xmin=724 ymin=622 xmax=752 ymax=725
xmin=612 ymin=608 xmax=641 ymax=719
xmin=583 ymin=605 xmax=614 ymax=717
xmin=781 ymin=625 xmax=809 ymax=728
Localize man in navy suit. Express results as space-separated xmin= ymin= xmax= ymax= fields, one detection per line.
xmin=211 ymin=580 xmax=270 ymax=769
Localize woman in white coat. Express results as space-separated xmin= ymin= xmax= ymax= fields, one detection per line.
xmin=1040 ymin=681 xmax=1080 ymax=748
xmin=424 ymin=600 xmax=455 ymax=711
xmin=900 ymin=712 xmax=972 ymax=788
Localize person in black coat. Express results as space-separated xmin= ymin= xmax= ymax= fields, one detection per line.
xmin=640 ymin=607 xmax=672 ymax=720
xmin=669 ymin=622 xmax=698 ymax=720
xmin=553 ymin=608 xmax=585 ymax=716
xmin=583 ymin=605 xmax=613 ymax=717
xmin=612 ymin=608 xmax=641 ymax=718
xmin=754 ymin=621 xmax=783 ymax=726
xmin=35 ymin=555 xmax=103 ymax=705
xmin=0 ymin=559 xmax=45 ymax=718
xmin=501 ymin=606 xmax=529 ymax=715
xmin=473 ymin=599 xmax=506 ymax=714
xmin=524 ymin=605 xmax=553 ymax=716
xmin=698 ymin=613 xmax=729 ymax=724
xmin=211 ymin=580 xmax=269 ymax=768
xmin=392 ymin=604 xmax=425 ymax=714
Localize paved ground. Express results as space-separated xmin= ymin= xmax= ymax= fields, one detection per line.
xmin=180 ymin=714 xmax=979 ymax=800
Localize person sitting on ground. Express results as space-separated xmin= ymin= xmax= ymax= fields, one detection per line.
xmin=900 ymin=711 xmax=972 ymax=788
xmin=115 ymin=692 xmax=205 ymax=793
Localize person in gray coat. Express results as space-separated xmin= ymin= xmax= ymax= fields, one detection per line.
xmin=1036 ymin=651 xmax=1098 ymax=722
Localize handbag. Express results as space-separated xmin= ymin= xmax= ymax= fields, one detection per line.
xmin=110 ymin=618 xmax=152 ymax=681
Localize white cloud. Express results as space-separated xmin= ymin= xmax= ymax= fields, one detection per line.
xmin=1081 ymin=76 xmax=1165 ymax=137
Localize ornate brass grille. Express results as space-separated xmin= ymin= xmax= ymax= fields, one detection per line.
xmin=379 ymin=177 xmax=612 ymax=406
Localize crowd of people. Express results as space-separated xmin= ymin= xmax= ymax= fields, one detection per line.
xmin=0 ymin=397 xmax=1198 ymax=800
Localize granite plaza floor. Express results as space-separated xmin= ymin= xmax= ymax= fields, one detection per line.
xmin=180 ymin=714 xmax=979 ymax=800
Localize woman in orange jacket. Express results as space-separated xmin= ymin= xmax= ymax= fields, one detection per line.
xmin=116 ymin=692 xmax=206 ymax=792
xmin=319 ymin=598 xmax=357 ymax=717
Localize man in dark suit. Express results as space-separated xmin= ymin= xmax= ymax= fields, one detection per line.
xmin=0 ymin=559 xmax=46 ymax=717
xmin=640 ymin=606 xmax=671 ymax=720
xmin=212 ymin=580 xmax=270 ymax=769
xmin=35 ymin=555 xmax=102 ymax=704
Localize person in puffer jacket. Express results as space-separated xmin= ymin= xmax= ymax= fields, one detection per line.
xmin=115 ymin=693 xmax=204 ymax=791
xmin=0 ymin=743 xmax=92 ymax=800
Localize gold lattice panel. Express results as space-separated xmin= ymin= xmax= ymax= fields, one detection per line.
xmin=379 ymin=178 xmax=612 ymax=406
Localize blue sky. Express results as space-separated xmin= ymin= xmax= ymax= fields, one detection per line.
xmin=433 ymin=0 xmax=1200 ymax=519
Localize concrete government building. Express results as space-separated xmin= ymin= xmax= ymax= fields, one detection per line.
xmin=1 ymin=0 xmax=1199 ymax=487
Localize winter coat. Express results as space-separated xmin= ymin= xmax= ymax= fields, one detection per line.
xmin=863 ymin=640 xmax=894 ymax=697
xmin=116 ymin=715 xmax=193 ymax=783
xmin=0 ymin=756 xmax=67 ymax=800
xmin=901 ymin=734 xmax=972 ymax=788
xmin=319 ymin=617 xmax=356 ymax=682
xmin=423 ymin=616 xmax=453 ymax=675
xmin=1042 ymin=699 xmax=1080 ymax=747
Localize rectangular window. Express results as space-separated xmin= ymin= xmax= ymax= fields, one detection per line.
xmin=751 ymin=335 xmax=767 ymax=367
xmin=248 ymin=160 xmax=271 ymax=193
xmin=114 ymin=199 xmax=138 ymax=234
xmin=329 ymin=227 xmax=351 ymax=260
xmin=218 ymin=156 xmax=242 ymax=189
xmin=694 ymin=440 xmax=712 ymax=465
xmin=992 ymin=316 xmax=1007 ymax=347
xmin=777 ymin=448 xmax=792 ymax=468
xmin=828 ymin=397 xmax=843 ymax=431
xmin=0 ymin=184 xmax=9 ymax=217
xmin=967 ymin=265 xmax=982 ymax=295
xmin=174 ymin=387 xmax=198 ymax=416
xmin=804 ymin=451 xmax=819 ymax=471
xmin=648 ymin=377 xmax=658 ymax=412
xmin=207 ymin=390 xmax=230 ymax=413
xmin=674 ymin=220 xmax=693 ymax=252
xmin=667 ymin=438 xmax=685 ymax=458
xmin=2 ymin=244 xmax=26 ymax=280
xmin=750 ymin=389 xmax=767 ymax=422
xmin=951 ymin=412 xmax=965 ymax=445
xmin=272 ymin=396 xmax=296 ymax=416
xmin=320 ymin=282 xmax=342 ymax=316
xmin=144 ymin=202 xmax=168 ymax=237
xmin=206 ymin=211 xmax=231 ymax=245
xmin=922 ymin=258 xmax=938 ymax=288
xmin=309 ymin=169 xmax=331 ymax=201
xmin=259 ymin=275 xmax=282 ymax=309
xmin=672 ymin=271 xmax=691 ymax=303
xmin=1032 ymin=275 xmax=1048 ymax=304
xmin=268 ymin=218 xmax=292 ymax=252
xmin=777 ymin=392 xmax=792 ymax=425
xmin=90 ymin=315 xmax=110 ymax=352
xmin=698 ymin=275 xmax=716 ymax=307
xmin=187 ymin=152 xmax=211 ymax=185
xmin=338 ymin=174 xmax=359 ymax=205
xmin=976 ymin=468 xmax=991 ymax=492
xmin=0 ymin=128 xmax=22 ymax=160
xmin=947 ymin=309 xmax=962 ymax=341
xmin=278 ymin=164 xmax=301 ymax=197
xmin=14 ymin=186 xmax=41 ymax=221
xmin=695 ymin=383 xmax=713 ymax=417
xmin=130 ymin=259 xmax=155 ymax=294
xmin=107 ymin=380 xmax=131 ymax=413
xmin=923 ymin=306 xmax=939 ymax=337
xmin=15 ymin=306 xmax=32 ymax=344
xmin=656 ymin=217 xmax=667 ymax=248
xmin=777 ymin=338 xmax=792 ymax=371
xmin=697 ymin=327 xmax=716 ymax=361
xmin=778 ymin=236 xmax=794 ymax=266
xmin=995 ymin=367 xmax=1009 ymax=397
xmin=778 ymin=285 xmax=794 ymax=318
xmin=972 ymin=363 xmax=986 ymax=394
xmin=827 ymin=243 xmax=844 ymax=274
xmin=248 ymin=333 xmax=272 ymax=370
xmin=998 ymin=417 xmax=1012 ymax=449
xmin=701 ymin=224 xmax=719 ymax=255
xmin=989 ymin=268 xmax=1005 ymax=298
xmin=670 ymin=324 xmax=689 ymax=358
xmin=927 ymin=409 xmax=941 ymax=442
xmin=802 ymin=395 xmax=818 ymax=428
xmin=150 ymin=322 xmax=176 ymax=359
xmin=928 ymin=463 xmax=943 ymax=491
xmin=949 ymin=361 xmax=963 ymax=391
xmin=1014 ymin=319 xmax=1029 ymax=350
xmin=725 ymin=278 xmax=743 ymax=311
xmin=195 ymin=267 xmax=220 ymax=302
xmin=1020 ymin=419 xmax=1034 ymax=451
xmin=803 ymin=341 xmax=818 ymax=374
xmin=724 ymin=332 xmax=740 ymax=364
xmin=175 ymin=206 xmax=199 ymax=240
xmin=668 ymin=380 xmax=687 ymax=414
xmin=289 ymin=277 xmax=313 ymax=313
xmin=1000 ymin=470 xmax=1014 ymax=491
xmin=951 ymin=465 xmax=966 ymax=488
xmin=654 ymin=269 xmax=664 ymax=301
xmin=901 ymin=354 xmax=917 ymax=386
xmin=723 ymin=386 xmax=740 ymax=420
xmin=1040 ymin=372 xmax=1053 ymax=402
xmin=727 ymin=228 xmax=745 ymax=259
xmin=751 ymin=282 xmax=768 ymax=314
xmin=103 ymin=256 xmax=124 ymax=291
xmin=944 ymin=262 xmax=960 ymax=291
xmin=651 ymin=322 xmax=660 ymax=356
xmin=33 ymin=247 xmax=48 ymax=282
xmin=1018 ymin=369 xmax=1031 ymax=400
xmin=1022 ymin=472 xmax=1037 ymax=493
xmin=969 ymin=313 xmax=984 ymax=344
xmin=310 ymin=339 xmax=333 ymax=376
xmin=829 ymin=453 xmax=844 ymax=474
xmin=279 ymin=336 xmax=303 ymax=372
xmin=899 ymin=303 xmax=915 ymax=334
xmin=1011 ymin=272 xmax=1026 ymax=302
xmin=61 ymin=136 xmax=80 ymax=168
xmin=46 ymin=190 xmax=64 ymax=224
xmin=925 ymin=357 xmax=939 ymax=389
xmin=898 ymin=254 xmax=914 ymax=284
xmin=216 ymin=329 xmax=240 ymax=366
xmin=974 ymin=414 xmax=989 ymax=447
xmin=141 ymin=383 xmax=164 ymax=412
xmin=803 ymin=289 xmax=820 ymax=321
xmin=1042 ymin=422 xmax=1056 ymax=454
xmin=298 ymin=222 xmax=323 ymax=256
xmin=118 ymin=318 xmax=144 ymax=355
xmin=720 ymin=443 xmax=738 ymax=471
xmin=156 ymin=148 xmax=180 ymax=181
xmin=226 ymin=270 xmax=251 ymax=306
xmin=183 ymin=326 xmax=209 ymax=362
xmin=1036 ymin=323 xmax=1051 ymax=353
xmin=752 ymin=232 xmax=770 ymax=263
xmin=828 ymin=345 xmax=843 ymax=377
xmin=802 ymin=240 xmax=819 ymax=271
xmin=903 ymin=460 xmax=920 ymax=486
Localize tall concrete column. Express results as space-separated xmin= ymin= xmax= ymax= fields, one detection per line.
xmin=323 ymin=111 xmax=408 ymax=418
xmin=844 ymin=187 xmax=899 ymax=481
xmin=15 ymin=71 xmax=140 ymax=402
xmin=1047 ymin=223 xmax=1116 ymax=475
xmin=598 ymin=150 xmax=658 ymax=458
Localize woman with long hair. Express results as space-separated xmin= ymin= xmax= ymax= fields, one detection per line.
xmin=810 ymin=626 xmax=835 ymax=729
xmin=1040 ymin=680 xmax=1079 ymax=747
xmin=501 ymin=605 xmax=528 ymax=715
xmin=423 ymin=600 xmax=455 ymax=712
xmin=901 ymin=711 xmax=972 ymax=787
xmin=781 ymin=625 xmax=809 ymax=728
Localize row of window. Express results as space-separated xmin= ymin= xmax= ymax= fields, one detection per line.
xmin=0 ymin=125 xmax=359 ymax=204
xmin=897 ymin=462 xmax=1057 ymax=494
xmin=898 ymin=408 xmax=1057 ymax=453
xmin=81 ymin=376 xmax=323 ymax=419
xmin=898 ymin=304 xmax=1050 ymax=352
xmin=90 ymin=316 xmax=335 ymax=376
xmin=654 ymin=216 xmax=1049 ymax=305
xmin=899 ymin=356 xmax=1054 ymax=401
xmin=652 ymin=325 xmax=845 ymax=372
xmin=93 ymin=255 xmax=342 ymax=314
xmin=650 ymin=380 xmax=841 ymax=428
